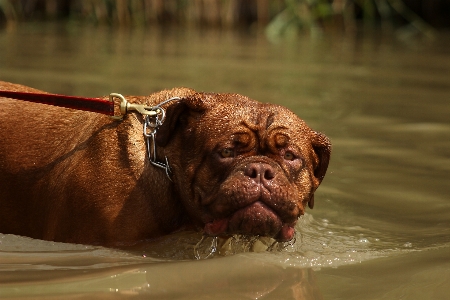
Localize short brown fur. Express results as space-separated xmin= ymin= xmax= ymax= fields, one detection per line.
xmin=0 ymin=81 xmax=331 ymax=246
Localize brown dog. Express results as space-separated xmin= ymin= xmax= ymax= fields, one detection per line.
xmin=0 ymin=81 xmax=331 ymax=246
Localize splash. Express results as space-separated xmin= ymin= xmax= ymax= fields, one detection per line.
xmin=193 ymin=234 xmax=297 ymax=260
xmin=190 ymin=212 xmax=419 ymax=268
xmin=194 ymin=236 xmax=218 ymax=260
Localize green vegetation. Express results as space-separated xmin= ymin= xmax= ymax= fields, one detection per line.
xmin=0 ymin=0 xmax=440 ymax=38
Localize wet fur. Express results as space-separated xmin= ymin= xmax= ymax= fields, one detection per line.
xmin=0 ymin=81 xmax=330 ymax=246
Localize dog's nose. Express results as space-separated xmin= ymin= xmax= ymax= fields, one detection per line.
xmin=244 ymin=163 xmax=275 ymax=183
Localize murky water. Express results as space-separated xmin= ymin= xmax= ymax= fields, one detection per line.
xmin=0 ymin=22 xmax=449 ymax=299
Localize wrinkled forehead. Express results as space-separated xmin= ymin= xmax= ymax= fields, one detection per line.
xmin=201 ymin=94 xmax=312 ymax=141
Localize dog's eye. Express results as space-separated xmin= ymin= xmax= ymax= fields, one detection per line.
xmin=284 ymin=152 xmax=295 ymax=161
xmin=220 ymin=148 xmax=234 ymax=158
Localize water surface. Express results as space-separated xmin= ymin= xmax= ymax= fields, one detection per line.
xmin=0 ymin=22 xmax=449 ymax=299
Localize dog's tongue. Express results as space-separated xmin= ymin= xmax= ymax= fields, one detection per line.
xmin=276 ymin=224 xmax=296 ymax=242
xmin=204 ymin=219 xmax=229 ymax=236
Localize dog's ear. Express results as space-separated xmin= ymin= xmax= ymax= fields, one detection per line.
xmin=155 ymin=95 xmax=207 ymax=147
xmin=308 ymin=131 xmax=331 ymax=209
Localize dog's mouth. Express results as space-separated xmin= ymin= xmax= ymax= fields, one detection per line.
xmin=203 ymin=202 xmax=296 ymax=242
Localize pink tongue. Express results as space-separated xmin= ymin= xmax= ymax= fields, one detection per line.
xmin=276 ymin=224 xmax=295 ymax=242
xmin=204 ymin=219 xmax=229 ymax=236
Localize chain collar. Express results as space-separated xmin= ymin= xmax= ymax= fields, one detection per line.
xmin=142 ymin=97 xmax=181 ymax=180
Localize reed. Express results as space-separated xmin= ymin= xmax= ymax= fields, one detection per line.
xmin=0 ymin=0 xmax=436 ymax=36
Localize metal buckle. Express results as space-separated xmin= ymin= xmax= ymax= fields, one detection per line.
xmin=109 ymin=93 xmax=161 ymax=120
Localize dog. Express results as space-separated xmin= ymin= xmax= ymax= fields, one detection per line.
xmin=0 ymin=81 xmax=331 ymax=246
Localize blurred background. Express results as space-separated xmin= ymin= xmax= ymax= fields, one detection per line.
xmin=0 ymin=1 xmax=449 ymax=300
xmin=1 ymin=0 xmax=449 ymax=34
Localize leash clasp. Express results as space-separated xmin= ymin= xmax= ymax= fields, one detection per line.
xmin=109 ymin=92 xmax=181 ymax=180
xmin=109 ymin=93 xmax=161 ymax=120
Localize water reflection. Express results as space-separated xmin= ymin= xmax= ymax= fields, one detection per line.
xmin=0 ymin=234 xmax=325 ymax=299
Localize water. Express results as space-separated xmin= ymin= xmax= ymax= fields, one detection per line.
xmin=0 ymin=22 xmax=449 ymax=299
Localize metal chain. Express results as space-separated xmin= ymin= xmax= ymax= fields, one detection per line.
xmin=142 ymin=97 xmax=181 ymax=180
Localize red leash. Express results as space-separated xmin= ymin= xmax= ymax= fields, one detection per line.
xmin=1 ymin=88 xmax=180 ymax=173
xmin=0 ymin=90 xmax=114 ymax=116
xmin=0 ymin=90 xmax=168 ymax=120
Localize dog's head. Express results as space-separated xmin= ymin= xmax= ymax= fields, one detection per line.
xmin=156 ymin=93 xmax=331 ymax=241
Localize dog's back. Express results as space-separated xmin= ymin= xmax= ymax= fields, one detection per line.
xmin=0 ymin=81 xmax=186 ymax=245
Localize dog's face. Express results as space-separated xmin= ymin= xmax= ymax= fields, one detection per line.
xmin=156 ymin=93 xmax=331 ymax=241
